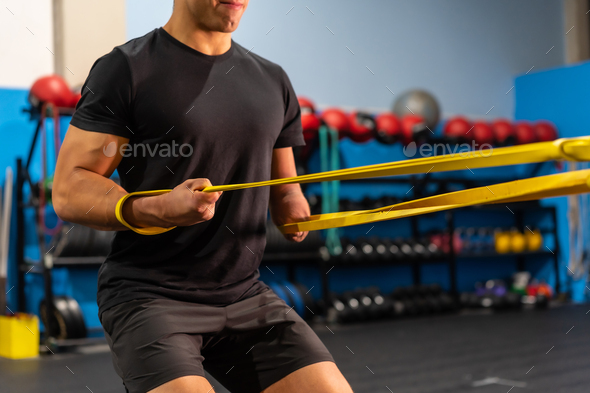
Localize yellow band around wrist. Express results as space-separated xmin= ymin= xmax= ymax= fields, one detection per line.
xmin=115 ymin=190 xmax=175 ymax=235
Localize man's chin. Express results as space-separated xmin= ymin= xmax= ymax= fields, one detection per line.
xmin=219 ymin=22 xmax=240 ymax=33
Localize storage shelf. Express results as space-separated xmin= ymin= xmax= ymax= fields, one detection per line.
xmin=53 ymin=256 xmax=106 ymax=267
xmin=457 ymin=250 xmax=553 ymax=259
xmin=23 ymin=256 xmax=106 ymax=269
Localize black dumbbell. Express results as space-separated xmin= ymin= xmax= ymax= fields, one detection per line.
xmin=340 ymin=292 xmax=363 ymax=322
xmin=382 ymin=239 xmax=403 ymax=259
xmin=307 ymin=195 xmax=322 ymax=215
xmin=354 ymin=289 xmax=378 ymax=319
xmin=413 ymin=285 xmax=440 ymax=314
xmin=427 ymin=284 xmax=443 ymax=296
xmin=327 ymin=294 xmax=348 ymax=323
xmin=401 ymin=286 xmax=424 ymax=314
xmin=478 ymin=294 xmax=502 ymax=309
xmin=504 ymin=292 xmax=522 ymax=309
xmin=405 ymin=285 xmax=422 ymax=299
xmin=340 ymin=239 xmax=359 ymax=263
xmin=391 ymin=287 xmax=418 ymax=316
xmin=438 ymin=292 xmax=456 ymax=312
xmin=339 ymin=198 xmax=352 ymax=211
xmin=398 ymin=240 xmax=416 ymax=258
xmin=535 ymin=294 xmax=549 ymax=309
xmin=366 ymin=287 xmax=392 ymax=319
xmin=391 ymin=298 xmax=406 ymax=317
xmin=413 ymin=296 xmax=430 ymax=315
xmin=356 ymin=237 xmax=377 ymax=261
xmin=459 ymin=292 xmax=480 ymax=308
xmin=361 ymin=196 xmax=375 ymax=210
xmin=380 ymin=196 xmax=399 ymax=207
xmin=425 ymin=295 xmax=443 ymax=313
xmin=521 ymin=294 xmax=549 ymax=309
xmin=391 ymin=287 xmax=407 ymax=300
xmin=411 ymin=241 xmax=431 ymax=259
xmin=424 ymin=238 xmax=443 ymax=257
xmin=369 ymin=237 xmax=388 ymax=260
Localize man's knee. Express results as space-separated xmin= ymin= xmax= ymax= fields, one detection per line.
xmin=147 ymin=375 xmax=213 ymax=393
xmin=263 ymin=361 xmax=353 ymax=393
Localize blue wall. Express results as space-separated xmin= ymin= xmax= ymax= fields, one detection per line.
xmin=127 ymin=0 xmax=564 ymax=117
xmin=515 ymin=61 xmax=590 ymax=302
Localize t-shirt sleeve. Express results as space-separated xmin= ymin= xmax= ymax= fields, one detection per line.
xmin=70 ymin=48 xmax=134 ymax=139
xmin=273 ymin=68 xmax=305 ymax=149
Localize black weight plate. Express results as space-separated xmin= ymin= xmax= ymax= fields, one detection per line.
xmin=294 ymin=283 xmax=315 ymax=320
xmin=40 ymin=296 xmax=87 ymax=339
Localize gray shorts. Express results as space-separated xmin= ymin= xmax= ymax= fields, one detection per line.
xmin=101 ymin=289 xmax=333 ymax=393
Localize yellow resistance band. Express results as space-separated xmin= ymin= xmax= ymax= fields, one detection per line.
xmin=116 ymin=137 xmax=590 ymax=235
xmin=202 ymin=137 xmax=590 ymax=193
xmin=115 ymin=190 xmax=177 ymax=235
xmin=280 ymin=169 xmax=590 ymax=234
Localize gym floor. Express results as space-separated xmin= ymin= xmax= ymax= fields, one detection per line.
xmin=2 ymin=305 xmax=589 ymax=393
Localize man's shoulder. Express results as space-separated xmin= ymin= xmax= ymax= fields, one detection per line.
xmin=115 ymin=29 xmax=159 ymax=59
xmin=233 ymin=42 xmax=285 ymax=79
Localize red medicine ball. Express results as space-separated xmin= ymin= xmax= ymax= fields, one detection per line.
xmin=401 ymin=115 xmax=427 ymax=144
xmin=348 ymin=111 xmax=376 ymax=143
xmin=298 ymin=96 xmax=316 ymax=114
xmin=375 ymin=113 xmax=402 ymax=145
xmin=472 ymin=121 xmax=494 ymax=146
xmin=29 ymin=75 xmax=73 ymax=108
xmin=321 ymin=108 xmax=350 ymax=136
xmin=68 ymin=92 xmax=82 ymax=108
xmin=443 ymin=117 xmax=472 ymax=142
xmin=492 ymin=119 xmax=515 ymax=146
xmin=301 ymin=113 xmax=321 ymax=143
xmin=514 ymin=121 xmax=537 ymax=145
xmin=535 ymin=121 xmax=558 ymax=142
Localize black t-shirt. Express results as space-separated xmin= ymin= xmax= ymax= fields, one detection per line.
xmin=70 ymin=28 xmax=304 ymax=315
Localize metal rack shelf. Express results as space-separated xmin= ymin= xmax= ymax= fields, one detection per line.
xmin=262 ymin=176 xmax=560 ymax=315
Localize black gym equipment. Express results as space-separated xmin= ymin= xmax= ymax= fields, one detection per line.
xmin=12 ymin=108 xmax=120 ymax=349
xmin=390 ymin=285 xmax=457 ymax=317
xmin=268 ymin=281 xmax=317 ymax=321
xmin=264 ymin=221 xmax=324 ymax=254
xmin=40 ymin=295 xmax=87 ymax=340
xmin=53 ymin=225 xmax=115 ymax=257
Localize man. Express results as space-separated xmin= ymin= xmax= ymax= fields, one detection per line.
xmin=53 ymin=1 xmax=353 ymax=392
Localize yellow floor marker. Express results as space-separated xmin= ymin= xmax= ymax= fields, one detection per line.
xmin=0 ymin=313 xmax=39 ymax=359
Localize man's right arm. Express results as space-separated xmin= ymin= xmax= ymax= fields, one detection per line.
xmin=52 ymin=125 xmax=221 ymax=231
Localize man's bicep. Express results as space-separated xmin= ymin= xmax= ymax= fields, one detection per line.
xmin=55 ymin=125 xmax=128 ymax=179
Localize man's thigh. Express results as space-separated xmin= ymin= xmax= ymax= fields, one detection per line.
xmin=102 ymin=298 xmax=226 ymax=393
xmin=101 ymin=291 xmax=341 ymax=393
xmin=202 ymin=290 xmax=335 ymax=393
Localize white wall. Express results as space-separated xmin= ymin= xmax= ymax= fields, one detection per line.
xmin=0 ymin=0 xmax=54 ymax=89
xmin=127 ymin=0 xmax=565 ymax=118
xmin=56 ymin=0 xmax=126 ymax=87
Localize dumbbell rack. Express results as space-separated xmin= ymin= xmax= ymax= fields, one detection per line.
xmin=14 ymin=106 xmax=107 ymax=350
xmin=262 ymin=172 xmax=561 ymax=317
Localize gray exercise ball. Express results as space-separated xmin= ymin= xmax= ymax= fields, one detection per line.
xmin=392 ymin=89 xmax=441 ymax=130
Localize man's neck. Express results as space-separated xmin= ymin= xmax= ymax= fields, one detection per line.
xmin=163 ymin=14 xmax=231 ymax=56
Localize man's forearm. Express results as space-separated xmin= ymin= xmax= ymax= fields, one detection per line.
xmin=269 ymin=183 xmax=303 ymax=203
xmin=53 ymin=168 xmax=164 ymax=231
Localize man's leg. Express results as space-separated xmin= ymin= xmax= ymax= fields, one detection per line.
xmin=262 ymin=362 xmax=353 ymax=393
xmin=148 ymin=376 xmax=214 ymax=393
xmin=101 ymin=298 xmax=227 ymax=393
